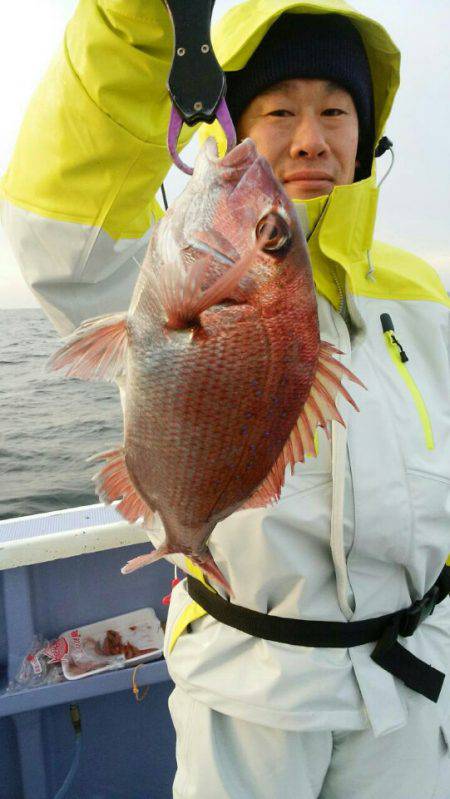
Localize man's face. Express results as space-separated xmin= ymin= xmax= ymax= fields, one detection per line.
xmin=237 ymin=78 xmax=360 ymax=200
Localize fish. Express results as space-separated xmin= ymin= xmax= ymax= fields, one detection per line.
xmin=48 ymin=137 xmax=363 ymax=595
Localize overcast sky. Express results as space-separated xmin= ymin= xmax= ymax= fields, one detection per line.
xmin=1 ymin=0 xmax=449 ymax=308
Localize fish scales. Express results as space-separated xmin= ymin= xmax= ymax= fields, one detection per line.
xmin=131 ymin=287 xmax=303 ymax=514
xmin=128 ymin=305 xmax=273 ymax=523
xmin=48 ymin=137 xmax=364 ymax=594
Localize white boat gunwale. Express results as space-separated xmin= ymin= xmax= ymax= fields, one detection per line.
xmin=0 ymin=503 xmax=151 ymax=570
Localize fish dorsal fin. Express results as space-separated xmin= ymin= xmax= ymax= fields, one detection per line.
xmin=242 ymin=341 xmax=364 ymax=509
xmin=47 ymin=313 xmax=128 ymax=381
xmin=88 ymin=447 xmax=154 ymax=526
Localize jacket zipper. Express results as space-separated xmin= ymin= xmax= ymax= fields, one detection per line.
xmin=380 ymin=313 xmax=434 ymax=450
xmin=329 ymin=311 xmax=355 ymax=620
xmin=316 ymin=264 xmax=343 ymax=454
xmin=332 ymin=265 xmax=345 ymax=315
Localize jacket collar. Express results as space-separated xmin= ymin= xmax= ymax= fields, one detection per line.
xmin=294 ymin=174 xmax=379 ymax=309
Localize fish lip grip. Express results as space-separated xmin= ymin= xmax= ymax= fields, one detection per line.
xmin=164 ymin=0 xmax=236 ymax=174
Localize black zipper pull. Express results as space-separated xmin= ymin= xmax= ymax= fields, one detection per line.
xmin=380 ymin=313 xmax=409 ymax=363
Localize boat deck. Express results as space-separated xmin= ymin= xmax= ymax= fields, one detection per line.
xmin=0 ymin=504 xmax=175 ymax=799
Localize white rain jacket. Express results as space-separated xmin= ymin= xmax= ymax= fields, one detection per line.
xmin=1 ymin=0 xmax=449 ymax=741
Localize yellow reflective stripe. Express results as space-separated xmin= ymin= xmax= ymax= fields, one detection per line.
xmin=167 ymin=600 xmax=207 ymax=654
xmin=313 ymin=430 xmax=319 ymax=455
xmin=383 ymin=332 xmax=434 ymax=450
xmin=446 ymin=554 xmax=450 ymax=567
xmin=167 ymin=559 xmax=218 ymax=652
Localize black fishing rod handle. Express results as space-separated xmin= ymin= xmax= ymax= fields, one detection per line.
xmin=164 ymin=0 xmax=226 ymax=125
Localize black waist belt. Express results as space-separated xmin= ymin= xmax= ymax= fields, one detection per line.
xmin=187 ymin=565 xmax=450 ymax=703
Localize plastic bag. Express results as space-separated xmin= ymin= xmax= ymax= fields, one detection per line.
xmin=6 ymin=635 xmax=66 ymax=691
xmin=5 ymin=608 xmax=163 ymax=689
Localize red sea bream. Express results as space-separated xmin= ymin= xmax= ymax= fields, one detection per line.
xmin=48 ymin=137 xmax=363 ymax=594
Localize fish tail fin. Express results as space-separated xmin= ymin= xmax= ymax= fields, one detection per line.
xmin=163 ymin=220 xmax=275 ymax=329
xmin=190 ymin=549 xmax=233 ymax=596
xmin=90 ymin=447 xmax=154 ymax=525
xmin=242 ymin=342 xmax=365 ymax=510
xmin=47 ymin=312 xmax=128 ymax=381
xmin=122 ymin=544 xmax=232 ymax=595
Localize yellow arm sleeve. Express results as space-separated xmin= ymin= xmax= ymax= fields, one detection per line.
xmin=1 ymin=0 xmax=193 ymax=240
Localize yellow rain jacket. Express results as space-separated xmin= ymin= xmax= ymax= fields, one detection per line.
xmin=2 ymin=0 xmax=450 ymax=739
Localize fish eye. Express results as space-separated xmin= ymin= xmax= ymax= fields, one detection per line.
xmin=255 ymin=213 xmax=291 ymax=253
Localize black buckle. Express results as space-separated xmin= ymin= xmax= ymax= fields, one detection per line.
xmin=398 ymin=585 xmax=440 ymax=637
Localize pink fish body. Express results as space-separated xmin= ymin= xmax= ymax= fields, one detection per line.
xmin=49 ymin=138 xmax=363 ymax=594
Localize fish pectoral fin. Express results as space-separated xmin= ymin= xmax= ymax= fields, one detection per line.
xmin=47 ymin=312 xmax=128 ymax=381
xmin=242 ymin=342 xmax=365 ymax=510
xmin=89 ymin=447 xmax=154 ymax=526
xmin=163 ymin=223 xmax=273 ymax=330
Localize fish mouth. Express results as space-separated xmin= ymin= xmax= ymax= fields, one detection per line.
xmin=220 ymin=138 xmax=257 ymax=169
xmin=203 ymin=136 xmax=257 ymax=172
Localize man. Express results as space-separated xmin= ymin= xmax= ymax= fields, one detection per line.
xmin=2 ymin=1 xmax=449 ymax=797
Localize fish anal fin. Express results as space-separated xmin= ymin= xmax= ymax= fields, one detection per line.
xmin=241 ymin=413 xmax=314 ymax=512
xmin=92 ymin=447 xmax=154 ymax=526
xmin=240 ymin=460 xmax=284 ymax=511
xmin=47 ymin=313 xmax=128 ymax=381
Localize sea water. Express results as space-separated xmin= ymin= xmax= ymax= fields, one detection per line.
xmin=0 ymin=309 xmax=123 ymax=520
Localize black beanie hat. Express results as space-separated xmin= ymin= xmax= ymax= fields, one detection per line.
xmin=225 ymin=13 xmax=375 ymax=179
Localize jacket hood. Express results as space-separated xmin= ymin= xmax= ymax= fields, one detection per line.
xmin=200 ymin=0 xmax=400 ymax=169
xmin=196 ymin=2 xmax=449 ymax=316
